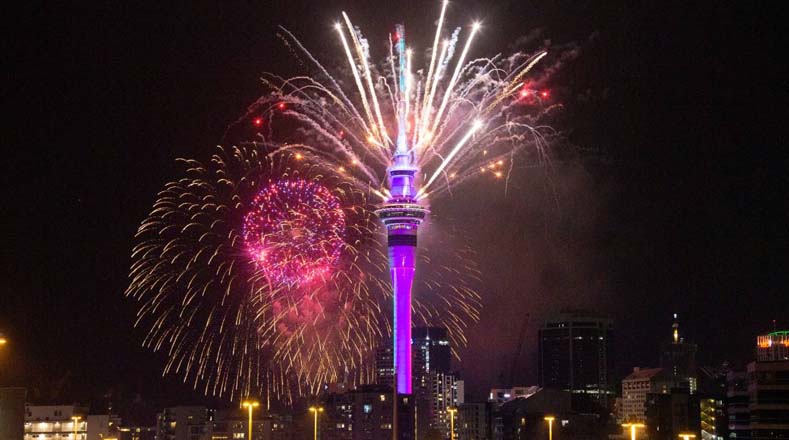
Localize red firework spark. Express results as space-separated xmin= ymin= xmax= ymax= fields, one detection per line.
xmin=242 ymin=179 xmax=345 ymax=286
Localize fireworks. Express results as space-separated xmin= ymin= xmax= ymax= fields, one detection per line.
xmin=127 ymin=146 xmax=481 ymax=400
xmin=128 ymin=0 xmax=560 ymax=401
xmin=242 ymin=179 xmax=345 ymax=286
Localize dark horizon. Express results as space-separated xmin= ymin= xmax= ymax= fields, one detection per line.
xmin=3 ymin=0 xmax=786 ymax=422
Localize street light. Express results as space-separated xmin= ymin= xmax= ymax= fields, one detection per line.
xmin=309 ymin=406 xmax=324 ymax=440
xmin=544 ymin=416 xmax=555 ymax=440
xmin=448 ymin=407 xmax=458 ymax=440
xmin=241 ymin=400 xmax=259 ymax=440
xmin=0 ymin=333 xmax=7 ymax=346
xmin=622 ymin=423 xmax=645 ymax=440
xmin=71 ymin=416 xmax=82 ymax=440
xmin=679 ymin=433 xmax=697 ymax=440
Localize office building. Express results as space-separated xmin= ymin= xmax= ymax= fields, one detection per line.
xmin=537 ymin=310 xmax=614 ymax=405
xmin=458 ymin=402 xmax=495 ymax=440
xmin=0 ymin=387 xmax=26 ymax=440
xmin=413 ymin=327 xmax=452 ymax=378
xmin=155 ymin=406 xmax=211 ymax=440
xmin=746 ymin=360 xmax=789 ymax=440
xmin=645 ymin=387 xmax=701 ymax=440
xmin=726 ymin=370 xmax=750 ymax=440
xmin=660 ymin=314 xmax=699 ymax=393
xmin=756 ymin=330 xmax=789 ymax=361
xmin=375 ymin=346 xmax=395 ymax=389
xmin=619 ymin=367 xmax=673 ymax=423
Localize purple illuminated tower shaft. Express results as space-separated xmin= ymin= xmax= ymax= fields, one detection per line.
xmin=375 ymin=24 xmax=428 ymax=396
xmin=377 ymin=164 xmax=426 ymax=395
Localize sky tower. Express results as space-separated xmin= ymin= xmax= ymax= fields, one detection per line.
xmin=376 ymin=24 xmax=428 ymax=396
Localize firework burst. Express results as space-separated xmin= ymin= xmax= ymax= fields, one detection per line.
xmin=127 ymin=145 xmax=481 ymax=400
xmin=129 ymin=0 xmax=561 ymax=401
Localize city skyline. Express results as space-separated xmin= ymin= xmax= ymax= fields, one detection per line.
xmin=3 ymin=0 xmax=786 ymax=420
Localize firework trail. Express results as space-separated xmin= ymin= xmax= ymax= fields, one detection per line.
xmin=129 ymin=0 xmax=557 ymax=400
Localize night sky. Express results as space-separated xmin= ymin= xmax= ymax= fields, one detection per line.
xmin=3 ymin=0 xmax=786 ymax=420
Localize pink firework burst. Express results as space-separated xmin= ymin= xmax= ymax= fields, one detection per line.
xmin=243 ymin=179 xmax=346 ymax=286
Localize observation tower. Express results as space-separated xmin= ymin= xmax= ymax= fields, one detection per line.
xmin=375 ymin=24 xmax=428 ymax=396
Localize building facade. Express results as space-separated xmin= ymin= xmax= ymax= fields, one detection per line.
xmin=645 ymin=387 xmax=701 ymax=440
xmin=537 ymin=311 xmax=614 ymax=405
xmin=620 ymin=367 xmax=673 ymax=423
xmin=375 ymin=346 xmax=395 ymax=389
xmin=660 ymin=314 xmax=699 ymax=393
xmin=727 ymin=370 xmax=750 ymax=440
xmin=347 ymin=385 xmax=394 ymax=440
xmin=209 ymin=409 xmax=293 ymax=440
xmin=155 ymin=406 xmax=211 ymax=440
xmin=746 ymin=360 xmax=789 ymax=440
xmin=24 ymin=405 xmax=120 ymax=440
xmin=0 ymin=387 xmax=26 ymax=440
xmin=700 ymin=397 xmax=726 ymax=440
xmin=756 ymin=331 xmax=789 ymax=362
xmin=457 ymin=402 xmax=495 ymax=440
xmin=428 ymin=372 xmax=463 ymax=438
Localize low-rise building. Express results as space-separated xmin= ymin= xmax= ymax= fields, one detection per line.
xmin=24 ymin=405 xmax=121 ymax=440
xmin=155 ymin=406 xmax=211 ymax=440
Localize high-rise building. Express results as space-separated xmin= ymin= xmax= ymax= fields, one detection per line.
xmin=698 ymin=364 xmax=730 ymax=440
xmin=746 ymin=360 xmax=789 ymax=440
xmin=457 ymin=402 xmax=495 ymax=440
xmin=620 ymin=367 xmax=674 ymax=423
xmin=537 ymin=310 xmax=614 ymax=405
xmin=660 ymin=314 xmax=699 ymax=393
xmin=0 ymin=387 xmax=26 ymax=440
xmin=645 ymin=387 xmax=701 ymax=440
xmin=700 ymin=397 xmax=726 ymax=440
xmin=155 ymin=406 xmax=211 ymax=440
xmin=756 ymin=330 xmax=789 ymax=361
xmin=427 ymin=372 xmax=464 ymax=438
xmin=24 ymin=405 xmax=121 ymax=440
xmin=375 ymin=346 xmax=395 ymax=389
xmin=726 ymin=370 xmax=750 ymax=440
xmin=413 ymin=327 xmax=452 ymax=378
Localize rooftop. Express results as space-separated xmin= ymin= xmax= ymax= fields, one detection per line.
xmin=624 ymin=367 xmax=664 ymax=381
